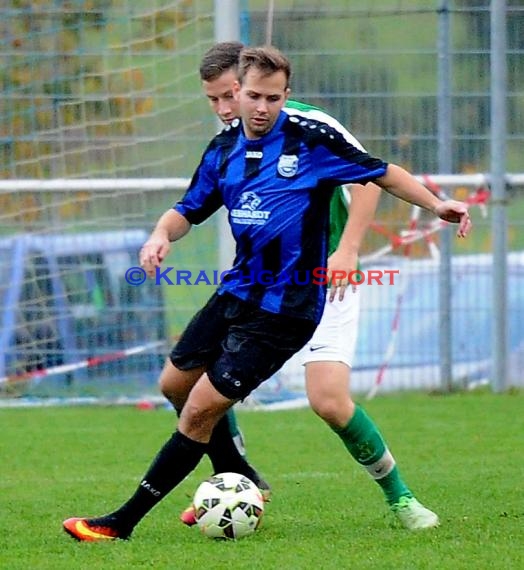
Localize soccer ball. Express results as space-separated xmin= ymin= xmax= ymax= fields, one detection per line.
xmin=193 ymin=472 xmax=264 ymax=539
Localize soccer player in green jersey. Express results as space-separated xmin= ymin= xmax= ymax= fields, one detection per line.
xmin=181 ymin=41 xmax=439 ymax=530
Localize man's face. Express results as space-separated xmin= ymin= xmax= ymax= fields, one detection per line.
xmin=234 ymin=68 xmax=290 ymax=139
xmin=202 ymin=69 xmax=239 ymax=125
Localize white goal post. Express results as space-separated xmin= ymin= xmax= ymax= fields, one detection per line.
xmin=2 ymin=173 xmax=523 ymax=404
xmin=2 ymin=173 xmax=524 ymax=192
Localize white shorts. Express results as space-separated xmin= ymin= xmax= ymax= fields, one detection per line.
xmin=299 ymin=287 xmax=360 ymax=367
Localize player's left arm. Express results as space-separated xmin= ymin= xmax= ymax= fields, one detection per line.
xmin=312 ymin=134 xmax=472 ymax=238
xmin=328 ymin=182 xmax=381 ymax=302
xmin=375 ymin=164 xmax=472 ymax=237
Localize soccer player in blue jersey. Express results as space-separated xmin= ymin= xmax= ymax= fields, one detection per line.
xmin=172 ymin=41 xmax=438 ymax=531
xmin=63 ymin=45 xmax=471 ymax=541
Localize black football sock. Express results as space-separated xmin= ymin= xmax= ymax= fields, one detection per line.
xmin=172 ymin=407 xmax=246 ymax=475
xmin=206 ymin=415 xmax=262 ymax=485
xmin=100 ymin=430 xmax=206 ymax=533
xmin=175 ymin=408 xmax=261 ymax=485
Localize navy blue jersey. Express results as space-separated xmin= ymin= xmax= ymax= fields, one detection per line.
xmin=174 ymin=110 xmax=387 ymax=323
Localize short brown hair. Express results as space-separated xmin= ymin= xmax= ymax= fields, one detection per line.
xmin=238 ymin=46 xmax=291 ymax=88
xmin=199 ymin=41 xmax=244 ymax=81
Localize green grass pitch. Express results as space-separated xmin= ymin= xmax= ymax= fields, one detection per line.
xmin=1 ymin=390 xmax=522 ymax=569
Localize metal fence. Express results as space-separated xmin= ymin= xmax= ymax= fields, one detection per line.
xmin=1 ymin=1 xmax=523 ymax=401
xmin=242 ymin=0 xmax=524 ymax=393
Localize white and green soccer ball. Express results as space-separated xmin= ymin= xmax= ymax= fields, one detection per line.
xmin=193 ymin=472 xmax=264 ymax=540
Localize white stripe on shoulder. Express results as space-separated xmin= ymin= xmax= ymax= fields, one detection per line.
xmin=342 ymin=185 xmax=352 ymax=206
xmin=284 ymin=106 xmax=366 ymax=152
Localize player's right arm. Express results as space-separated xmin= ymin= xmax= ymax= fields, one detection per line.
xmin=140 ymin=141 xmax=224 ymax=277
xmin=140 ymin=209 xmax=191 ymax=277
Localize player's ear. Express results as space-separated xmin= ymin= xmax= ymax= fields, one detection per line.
xmin=233 ymin=80 xmax=241 ymax=101
xmin=284 ymin=87 xmax=291 ymax=102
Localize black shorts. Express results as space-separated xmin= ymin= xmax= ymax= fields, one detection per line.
xmin=169 ymin=292 xmax=317 ymax=400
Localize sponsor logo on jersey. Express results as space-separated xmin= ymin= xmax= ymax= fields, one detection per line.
xmin=238 ymin=191 xmax=261 ymax=211
xmin=231 ymin=191 xmax=271 ymax=225
xmin=277 ymin=154 xmax=299 ymax=177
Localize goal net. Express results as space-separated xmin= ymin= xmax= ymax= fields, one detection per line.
xmin=2 ymin=2 xmax=524 ymax=406
xmin=0 ymin=1 xmax=218 ymax=403
xmin=5 ymin=172 xmax=524 ymax=407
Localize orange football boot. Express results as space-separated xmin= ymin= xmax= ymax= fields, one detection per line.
xmin=63 ymin=517 xmax=129 ymax=542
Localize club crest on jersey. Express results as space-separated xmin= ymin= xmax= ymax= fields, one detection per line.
xmin=277 ymin=154 xmax=299 ymax=177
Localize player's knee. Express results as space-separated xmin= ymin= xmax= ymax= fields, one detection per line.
xmin=308 ymin=394 xmax=355 ymax=427
xmin=158 ymin=369 xmax=177 ymax=402
xmin=159 ymin=361 xmax=202 ymax=407
xmin=179 ymin=402 xmax=219 ymax=441
xmin=308 ymin=394 xmax=338 ymax=422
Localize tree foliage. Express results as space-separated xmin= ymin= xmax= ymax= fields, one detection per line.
xmin=0 ymin=0 xmax=193 ymax=178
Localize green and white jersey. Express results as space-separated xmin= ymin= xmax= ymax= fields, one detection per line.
xmin=284 ymin=99 xmax=361 ymax=260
